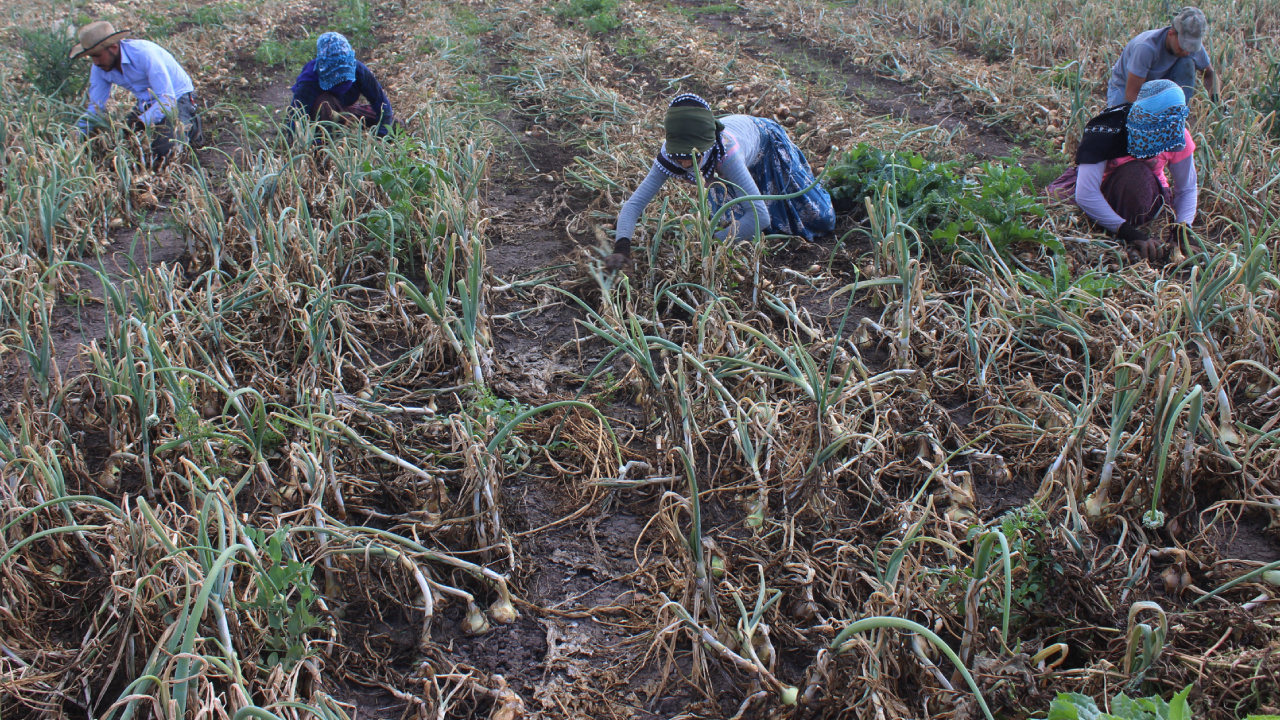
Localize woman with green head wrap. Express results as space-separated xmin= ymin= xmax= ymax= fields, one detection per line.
xmin=605 ymin=94 xmax=835 ymax=270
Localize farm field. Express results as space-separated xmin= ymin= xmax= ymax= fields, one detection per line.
xmin=2 ymin=0 xmax=1279 ymax=718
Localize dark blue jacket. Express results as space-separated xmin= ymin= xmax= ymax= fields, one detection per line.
xmin=289 ymin=59 xmax=394 ymax=136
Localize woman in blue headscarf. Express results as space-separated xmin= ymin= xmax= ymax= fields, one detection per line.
xmin=1055 ymin=79 xmax=1198 ymax=262
xmin=288 ymin=32 xmax=395 ymax=138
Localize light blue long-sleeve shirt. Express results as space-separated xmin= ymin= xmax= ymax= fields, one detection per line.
xmin=615 ymin=115 xmax=771 ymax=241
xmin=79 ymin=39 xmax=195 ymax=133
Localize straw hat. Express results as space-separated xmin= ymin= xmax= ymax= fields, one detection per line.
xmin=69 ymin=21 xmax=130 ymax=59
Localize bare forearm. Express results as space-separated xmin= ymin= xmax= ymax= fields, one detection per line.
xmin=1124 ymin=72 xmax=1145 ymax=103
xmin=1204 ymin=67 xmax=1221 ymax=98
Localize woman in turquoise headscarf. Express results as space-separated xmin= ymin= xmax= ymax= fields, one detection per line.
xmin=1050 ymin=79 xmax=1198 ymax=262
xmin=604 ymin=93 xmax=835 ymax=269
xmin=287 ymin=32 xmax=395 ymax=138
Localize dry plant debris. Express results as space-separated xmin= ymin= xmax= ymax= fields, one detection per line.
xmin=2 ymin=0 xmax=1279 ymax=718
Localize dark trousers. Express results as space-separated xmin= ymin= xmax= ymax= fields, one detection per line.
xmin=128 ymin=92 xmax=203 ymax=161
xmin=1161 ymin=56 xmax=1197 ymax=104
xmin=312 ymin=92 xmax=382 ymax=129
xmin=1100 ymin=160 xmax=1172 ymax=227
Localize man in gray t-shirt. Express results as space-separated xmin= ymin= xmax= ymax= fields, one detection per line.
xmin=1107 ymin=7 xmax=1219 ymax=107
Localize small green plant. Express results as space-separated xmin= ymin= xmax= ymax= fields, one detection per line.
xmin=254 ymin=38 xmax=314 ymax=67
xmin=335 ymin=0 xmax=375 ymax=49
xmin=138 ymin=9 xmax=179 ymax=36
xmin=1026 ymin=160 xmax=1069 ymax=190
xmin=1017 ymin=256 xmax=1118 ymax=310
xmin=471 ymin=389 xmax=530 ymax=431
xmin=453 ymin=7 xmax=495 ymax=36
xmin=244 ymin=526 xmax=322 ymax=670
xmin=616 ymin=27 xmax=655 ymax=57
xmin=591 ymin=370 xmax=624 ymax=404
xmin=994 ymin=505 xmax=1058 ymax=622
xmin=19 ymin=21 xmax=88 ymax=100
xmin=555 ymin=0 xmax=622 ymax=33
xmin=827 ymin=145 xmax=1060 ymax=257
xmin=1046 ymin=685 xmax=1190 ymax=720
xmin=938 ymin=505 xmax=1058 ymax=632
xmin=678 ymin=2 xmax=743 ymax=17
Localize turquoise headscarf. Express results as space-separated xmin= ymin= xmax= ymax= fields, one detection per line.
xmin=316 ymin=32 xmax=356 ymax=90
xmin=1127 ymin=79 xmax=1189 ymax=159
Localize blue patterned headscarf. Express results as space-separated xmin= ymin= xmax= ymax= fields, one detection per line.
xmin=316 ymin=32 xmax=356 ymax=91
xmin=1127 ymin=79 xmax=1189 ymax=159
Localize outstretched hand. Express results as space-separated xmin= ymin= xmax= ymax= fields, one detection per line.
xmin=1117 ymin=222 xmax=1165 ymax=263
xmin=1129 ymin=237 xmax=1167 ymax=263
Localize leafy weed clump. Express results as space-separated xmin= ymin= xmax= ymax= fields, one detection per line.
xmin=19 ymin=21 xmax=87 ymax=100
xmin=244 ymin=526 xmax=322 ymax=671
xmin=1047 ymin=685 xmax=1191 ymax=720
xmin=555 ymin=0 xmax=622 ymax=33
xmin=936 ymin=505 xmax=1059 ymax=632
xmin=826 ymin=143 xmax=1060 ymax=256
xmin=335 ymin=0 xmax=375 ymax=49
xmin=933 ymin=160 xmax=1063 ymax=255
xmin=825 ymin=143 xmax=963 ymax=225
xmin=187 ymin=2 xmax=247 ymax=27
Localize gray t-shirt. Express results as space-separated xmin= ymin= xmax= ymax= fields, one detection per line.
xmin=1107 ymin=28 xmax=1210 ymax=105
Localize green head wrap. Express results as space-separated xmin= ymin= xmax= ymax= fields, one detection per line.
xmin=664 ymin=106 xmax=723 ymax=155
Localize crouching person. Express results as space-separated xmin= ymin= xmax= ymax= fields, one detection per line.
xmin=1051 ymin=80 xmax=1198 ymax=262
xmin=288 ymin=32 xmax=396 ymax=140
xmin=604 ymin=93 xmax=834 ymax=270
xmin=71 ymin=21 xmax=202 ymax=166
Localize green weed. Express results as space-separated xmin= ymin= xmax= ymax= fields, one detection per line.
xmin=138 ymin=8 xmax=180 ymax=36
xmin=336 ymin=0 xmax=375 ymax=49
xmin=677 ymin=2 xmax=743 ymax=17
xmin=555 ymin=0 xmax=622 ymax=34
xmin=933 ymin=160 xmax=1063 ymax=256
xmin=1254 ymin=56 xmax=1280 ymax=138
xmin=1017 ymin=257 xmax=1118 ymax=310
xmin=616 ymin=27 xmax=655 ymax=58
xmin=825 ymin=143 xmax=963 ymax=226
xmin=243 ymin=526 xmax=322 ymax=671
xmin=1047 ymin=685 xmax=1191 ymax=720
xmin=187 ymin=2 xmax=246 ymax=27
xmin=937 ymin=505 xmax=1059 ymax=632
xmin=453 ymin=7 xmax=496 ymax=36
xmin=253 ymin=38 xmax=313 ymax=67
xmin=19 ymin=21 xmax=88 ymax=100
xmin=1025 ymin=160 xmax=1069 ymax=191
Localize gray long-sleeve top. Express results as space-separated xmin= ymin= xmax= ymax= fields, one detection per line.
xmin=1074 ymin=156 xmax=1198 ymax=232
xmin=615 ymin=115 xmax=770 ymax=241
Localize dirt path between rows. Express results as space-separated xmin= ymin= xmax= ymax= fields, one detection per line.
xmin=689 ymin=6 xmax=1038 ymax=160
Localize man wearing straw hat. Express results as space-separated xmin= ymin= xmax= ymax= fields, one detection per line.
xmin=70 ymin=20 xmax=202 ymax=164
xmin=1106 ymin=7 xmax=1220 ymax=107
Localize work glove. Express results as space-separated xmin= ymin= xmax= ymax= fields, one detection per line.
xmin=1115 ymin=221 xmax=1147 ymax=244
xmin=604 ymin=237 xmax=630 ymax=271
xmin=1117 ymin=222 xmax=1165 ymax=262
